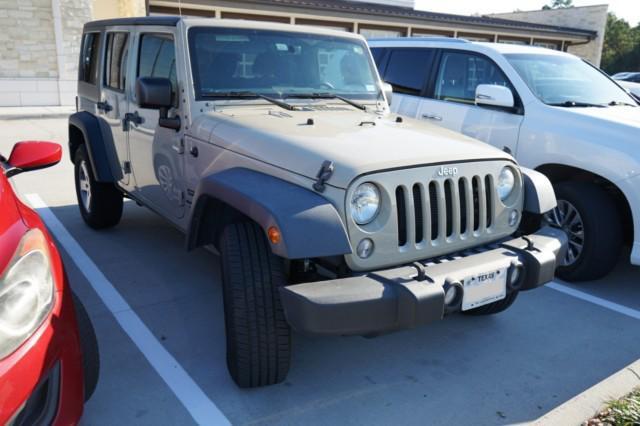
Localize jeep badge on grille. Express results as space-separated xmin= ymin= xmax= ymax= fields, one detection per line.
xmin=436 ymin=166 xmax=458 ymax=177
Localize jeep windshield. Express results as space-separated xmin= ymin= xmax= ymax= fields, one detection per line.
xmin=188 ymin=27 xmax=380 ymax=103
xmin=506 ymin=53 xmax=637 ymax=107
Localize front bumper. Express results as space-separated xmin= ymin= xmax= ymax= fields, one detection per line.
xmin=280 ymin=226 xmax=567 ymax=336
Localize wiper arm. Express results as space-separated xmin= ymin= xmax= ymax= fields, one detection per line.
xmin=201 ymin=91 xmax=296 ymax=111
xmin=548 ymin=100 xmax=606 ymax=108
xmin=285 ymin=93 xmax=367 ymax=111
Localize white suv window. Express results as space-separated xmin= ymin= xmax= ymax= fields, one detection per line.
xmin=435 ymin=52 xmax=510 ymax=104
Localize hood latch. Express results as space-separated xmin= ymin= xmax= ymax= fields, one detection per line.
xmin=313 ymin=160 xmax=334 ymax=193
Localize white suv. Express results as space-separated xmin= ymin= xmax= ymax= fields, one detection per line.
xmin=368 ymin=38 xmax=640 ymax=281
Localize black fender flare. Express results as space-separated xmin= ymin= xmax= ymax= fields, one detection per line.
xmin=68 ymin=111 xmax=122 ymax=182
xmin=187 ymin=168 xmax=352 ymax=259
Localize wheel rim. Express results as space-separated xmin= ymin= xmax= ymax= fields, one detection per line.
xmin=78 ymin=160 xmax=92 ymax=212
xmin=157 ymin=164 xmax=173 ymax=196
xmin=544 ymin=199 xmax=584 ymax=267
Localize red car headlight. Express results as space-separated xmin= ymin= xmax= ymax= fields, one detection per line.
xmin=0 ymin=229 xmax=55 ymax=359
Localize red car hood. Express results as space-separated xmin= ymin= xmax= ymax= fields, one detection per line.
xmin=0 ymin=173 xmax=26 ymax=273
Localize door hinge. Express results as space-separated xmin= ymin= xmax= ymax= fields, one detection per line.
xmin=123 ymin=161 xmax=131 ymax=174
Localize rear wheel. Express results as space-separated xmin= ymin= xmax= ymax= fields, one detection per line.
xmin=544 ymin=181 xmax=622 ymax=281
xmin=72 ymin=293 xmax=100 ymax=401
xmin=463 ymin=291 xmax=519 ymax=316
xmin=218 ymin=222 xmax=292 ymax=388
xmin=74 ymin=146 xmax=123 ymax=229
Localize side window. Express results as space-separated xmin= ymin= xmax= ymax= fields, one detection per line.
xmin=138 ymin=33 xmax=177 ymax=104
xmin=435 ymin=52 xmax=511 ymax=104
xmin=104 ymin=32 xmax=129 ymax=91
xmin=383 ymin=49 xmax=434 ymax=96
xmin=80 ymin=33 xmax=101 ymax=85
xmin=370 ymin=48 xmax=385 ymax=70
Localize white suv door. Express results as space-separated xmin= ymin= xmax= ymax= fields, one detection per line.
xmin=383 ymin=48 xmax=524 ymax=154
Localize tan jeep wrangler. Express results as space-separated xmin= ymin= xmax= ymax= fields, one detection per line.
xmin=69 ymin=16 xmax=567 ymax=388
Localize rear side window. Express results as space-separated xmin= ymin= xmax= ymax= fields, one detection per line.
xmin=138 ymin=33 xmax=177 ymax=102
xmin=80 ymin=33 xmax=101 ymax=85
xmin=435 ymin=52 xmax=511 ymax=104
xmin=383 ymin=49 xmax=434 ymax=96
xmin=104 ymin=32 xmax=129 ymax=91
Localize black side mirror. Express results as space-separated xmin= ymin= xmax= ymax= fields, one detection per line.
xmin=135 ymin=77 xmax=180 ymax=130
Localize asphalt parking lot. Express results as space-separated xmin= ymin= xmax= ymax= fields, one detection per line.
xmin=2 ymin=116 xmax=640 ymax=425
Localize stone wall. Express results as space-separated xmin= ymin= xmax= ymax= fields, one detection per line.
xmin=0 ymin=0 xmax=92 ymax=106
xmin=490 ymin=5 xmax=608 ymax=66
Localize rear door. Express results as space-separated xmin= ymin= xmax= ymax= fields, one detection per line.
xmin=100 ymin=29 xmax=132 ymax=186
xmin=418 ymin=50 xmax=524 ymax=153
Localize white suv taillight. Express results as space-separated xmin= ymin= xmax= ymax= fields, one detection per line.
xmin=0 ymin=229 xmax=55 ymax=359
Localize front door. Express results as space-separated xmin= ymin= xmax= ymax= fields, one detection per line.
xmin=418 ymin=50 xmax=524 ymax=154
xmin=99 ymin=30 xmax=131 ymax=186
xmin=127 ymin=31 xmax=185 ymax=220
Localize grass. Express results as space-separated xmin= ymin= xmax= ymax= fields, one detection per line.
xmin=584 ymin=387 xmax=640 ymax=426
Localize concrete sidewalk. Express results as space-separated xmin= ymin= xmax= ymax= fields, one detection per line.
xmin=0 ymin=106 xmax=75 ymax=120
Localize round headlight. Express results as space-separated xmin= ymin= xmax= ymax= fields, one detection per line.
xmin=351 ymin=183 xmax=380 ymax=225
xmin=497 ymin=167 xmax=516 ymax=201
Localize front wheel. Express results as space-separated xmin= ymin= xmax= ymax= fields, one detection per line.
xmin=219 ymin=222 xmax=292 ymax=388
xmin=74 ymin=146 xmax=123 ymax=229
xmin=544 ymin=181 xmax=622 ymax=281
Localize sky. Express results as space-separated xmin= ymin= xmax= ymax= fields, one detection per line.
xmin=414 ymin=0 xmax=640 ymax=26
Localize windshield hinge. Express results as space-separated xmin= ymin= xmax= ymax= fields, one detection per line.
xmin=313 ymin=160 xmax=334 ymax=193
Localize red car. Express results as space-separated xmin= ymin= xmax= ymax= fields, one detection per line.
xmin=0 ymin=141 xmax=99 ymax=425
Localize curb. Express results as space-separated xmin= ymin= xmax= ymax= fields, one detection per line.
xmin=532 ymin=358 xmax=640 ymax=425
xmin=0 ymin=113 xmax=72 ymax=121
xmin=0 ymin=107 xmax=74 ymax=121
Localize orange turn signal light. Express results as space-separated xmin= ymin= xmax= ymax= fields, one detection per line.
xmin=267 ymin=226 xmax=281 ymax=244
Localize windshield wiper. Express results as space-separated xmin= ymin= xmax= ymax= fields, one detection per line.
xmin=608 ymin=100 xmax=636 ymax=107
xmin=284 ymin=93 xmax=367 ymax=111
xmin=548 ymin=100 xmax=606 ymax=108
xmin=200 ymin=91 xmax=296 ymax=111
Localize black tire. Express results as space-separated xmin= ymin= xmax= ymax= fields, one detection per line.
xmin=73 ymin=146 xmax=123 ymax=229
xmin=462 ymin=291 xmax=519 ymax=316
xmin=551 ymin=181 xmax=622 ymax=281
xmin=219 ymin=222 xmax=292 ymax=388
xmin=72 ymin=293 xmax=100 ymax=401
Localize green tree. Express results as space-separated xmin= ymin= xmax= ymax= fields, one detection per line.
xmin=542 ymin=0 xmax=574 ymax=10
xmin=601 ymin=13 xmax=640 ymax=73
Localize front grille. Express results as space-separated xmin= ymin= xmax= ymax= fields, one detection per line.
xmin=395 ymin=174 xmax=495 ymax=247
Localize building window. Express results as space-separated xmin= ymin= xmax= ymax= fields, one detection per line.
xmin=457 ymin=32 xmax=493 ymax=42
xmin=533 ymin=40 xmax=561 ymax=50
xmin=359 ymin=25 xmax=406 ymax=39
xmin=296 ymin=18 xmax=352 ymax=32
xmin=80 ymin=32 xmax=101 ymax=85
xmin=411 ymin=29 xmax=454 ymax=38
xmin=434 ymin=52 xmax=511 ymax=104
xmin=498 ymin=36 xmax=530 ymax=45
xmin=138 ymin=34 xmax=177 ymax=104
xmin=383 ymin=49 xmax=434 ymax=95
xmin=220 ymin=12 xmax=290 ymax=23
xmin=104 ymin=32 xmax=129 ymax=91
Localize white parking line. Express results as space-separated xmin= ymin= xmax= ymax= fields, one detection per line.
xmin=25 ymin=194 xmax=230 ymax=426
xmin=547 ymin=282 xmax=640 ymax=321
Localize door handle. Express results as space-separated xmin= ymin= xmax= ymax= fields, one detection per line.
xmin=96 ymin=101 xmax=113 ymax=112
xmin=422 ymin=113 xmax=442 ymax=121
xmin=122 ymin=111 xmax=143 ymax=131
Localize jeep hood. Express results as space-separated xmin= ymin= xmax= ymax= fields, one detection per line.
xmin=189 ymin=104 xmax=512 ymax=189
